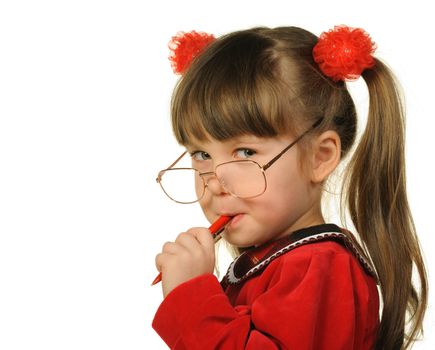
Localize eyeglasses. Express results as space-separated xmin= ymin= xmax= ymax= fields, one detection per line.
xmin=156 ymin=119 xmax=322 ymax=204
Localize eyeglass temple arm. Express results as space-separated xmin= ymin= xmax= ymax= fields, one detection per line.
xmin=156 ymin=151 xmax=188 ymax=182
xmin=167 ymin=151 xmax=188 ymax=169
xmin=262 ymin=118 xmax=323 ymax=171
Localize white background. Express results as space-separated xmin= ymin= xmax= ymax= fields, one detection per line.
xmin=0 ymin=0 xmax=434 ymax=349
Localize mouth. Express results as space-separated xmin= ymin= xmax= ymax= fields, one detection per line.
xmin=220 ymin=213 xmax=244 ymax=229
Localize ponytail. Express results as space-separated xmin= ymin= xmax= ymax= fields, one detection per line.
xmin=343 ymin=58 xmax=428 ymax=349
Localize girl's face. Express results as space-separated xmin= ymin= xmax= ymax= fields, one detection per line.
xmin=187 ymin=134 xmax=325 ymax=247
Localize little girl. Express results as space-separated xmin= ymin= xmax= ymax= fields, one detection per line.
xmin=152 ymin=26 xmax=427 ymax=349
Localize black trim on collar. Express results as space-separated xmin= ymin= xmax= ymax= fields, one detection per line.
xmin=221 ymin=224 xmax=378 ymax=287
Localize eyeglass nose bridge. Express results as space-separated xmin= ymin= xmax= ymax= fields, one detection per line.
xmin=199 ymin=170 xmax=230 ymax=194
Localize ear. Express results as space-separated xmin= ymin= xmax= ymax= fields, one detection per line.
xmin=310 ymin=130 xmax=341 ymax=183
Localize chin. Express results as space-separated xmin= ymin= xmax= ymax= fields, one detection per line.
xmin=224 ymin=235 xmax=258 ymax=249
xmin=223 ymin=235 xmax=243 ymax=247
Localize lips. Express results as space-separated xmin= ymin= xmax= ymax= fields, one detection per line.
xmin=224 ymin=213 xmax=244 ymax=228
xmin=216 ymin=208 xmax=245 ymax=229
xmin=218 ymin=212 xmax=241 ymax=220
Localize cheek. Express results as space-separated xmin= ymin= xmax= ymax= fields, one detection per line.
xmin=194 ymin=175 xmax=204 ymax=198
xmin=266 ymin=162 xmax=307 ymax=196
xmin=198 ymin=192 xmax=214 ymax=221
xmin=256 ymin=167 xmax=310 ymax=215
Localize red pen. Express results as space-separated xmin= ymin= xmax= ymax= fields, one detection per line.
xmin=151 ymin=215 xmax=232 ymax=286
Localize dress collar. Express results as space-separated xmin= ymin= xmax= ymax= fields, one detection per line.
xmin=221 ymin=223 xmax=378 ymax=287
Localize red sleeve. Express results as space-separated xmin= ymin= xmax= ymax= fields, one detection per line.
xmin=152 ymin=243 xmax=378 ymax=350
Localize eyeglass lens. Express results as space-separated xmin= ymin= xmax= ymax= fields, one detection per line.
xmin=159 ymin=161 xmax=266 ymax=203
xmin=215 ymin=161 xmax=265 ymax=199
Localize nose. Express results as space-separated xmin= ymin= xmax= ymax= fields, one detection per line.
xmin=203 ymin=173 xmax=229 ymax=196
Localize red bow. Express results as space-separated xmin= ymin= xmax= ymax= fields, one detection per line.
xmin=168 ymin=31 xmax=216 ymax=74
xmin=313 ymin=25 xmax=377 ymax=81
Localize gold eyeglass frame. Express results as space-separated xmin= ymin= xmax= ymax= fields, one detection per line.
xmin=156 ymin=119 xmax=322 ymax=204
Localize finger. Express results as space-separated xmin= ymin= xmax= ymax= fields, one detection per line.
xmin=174 ymin=231 xmax=199 ymax=249
xmin=156 ymin=242 xmax=185 ymax=270
xmin=186 ymin=227 xmax=215 ymax=251
xmin=155 ymin=253 xmax=163 ymax=272
xmin=162 ymin=241 xmax=179 ymax=254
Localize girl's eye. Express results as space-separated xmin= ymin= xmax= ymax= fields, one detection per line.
xmin=191 ymin=151 xmax=211 ymax=161
xmin=235 ymin=148 xmax=256 ymax=159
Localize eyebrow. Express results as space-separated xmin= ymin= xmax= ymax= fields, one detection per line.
xmin=184 ymin=142 xmax=203 ymax=152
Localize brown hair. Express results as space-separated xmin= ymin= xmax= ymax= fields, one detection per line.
xmin=170 ymin=26 xmax=427 ymax=349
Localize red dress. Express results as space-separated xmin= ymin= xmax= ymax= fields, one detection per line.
xmin=153 ymin=224 xmax=379 ymax=349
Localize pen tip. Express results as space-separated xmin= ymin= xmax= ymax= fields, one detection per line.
xmin=151 ymin=275 xmax=161 ymax=286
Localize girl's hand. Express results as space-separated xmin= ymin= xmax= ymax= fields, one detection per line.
xmin=155 ymin=227 xmax=215 ymax=297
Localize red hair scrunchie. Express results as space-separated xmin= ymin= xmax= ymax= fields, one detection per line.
xmin=313 ymin=25 xmax=377 ymax=81
xmin=168 ymin=31 xmax=216 ymax=74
